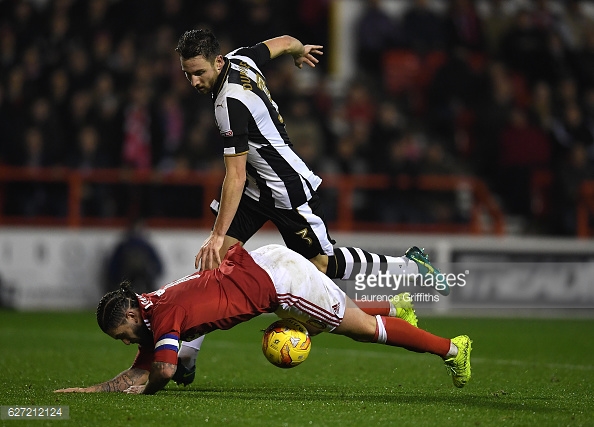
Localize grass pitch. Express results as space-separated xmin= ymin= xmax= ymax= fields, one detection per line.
xmin=0 ymin=310 xmax=592 ymax=427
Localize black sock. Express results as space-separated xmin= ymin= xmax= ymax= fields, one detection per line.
xmin=330 ymin=247 xmax=416 ymax=280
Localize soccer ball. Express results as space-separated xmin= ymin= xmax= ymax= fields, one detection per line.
xmin=262 ymin=318 xmax=311 ymax=369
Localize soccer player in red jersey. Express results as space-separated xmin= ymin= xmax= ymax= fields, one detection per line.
xmin=55 ymin=245 xmax=471 ymax=395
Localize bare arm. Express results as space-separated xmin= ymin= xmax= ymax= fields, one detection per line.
xmin=263 ymin=35 xmax=323 ymax=69
xmin=195 ymin=154 xmax=247 ymax=270
xmin=54 ymin=367 xmax=149 ymax=393
xmin=124 ymin=362 xmax=177 ymax=395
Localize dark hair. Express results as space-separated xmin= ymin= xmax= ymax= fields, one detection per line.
xmin=175 ymin=29 xmax=220 ymax=62
xmin=96 ymin=281 xmax=139 ymax=333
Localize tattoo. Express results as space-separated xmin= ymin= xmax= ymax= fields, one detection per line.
xmin=93 ymin=368 xmax=149 ymax=392
xmin=142 ymin=362 xmax=177 ymax=395
xmin=152 ymin=362 xmax=176 ymax=375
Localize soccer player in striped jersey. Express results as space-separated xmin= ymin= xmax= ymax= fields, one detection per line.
xmin=174 ymin=29 xmax=448 ymax=384
xmin=54 ymin=244 xmax=471 ymax=395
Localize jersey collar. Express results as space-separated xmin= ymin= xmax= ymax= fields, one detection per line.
xmin=212 ymin=57 xmax=230 ymax=99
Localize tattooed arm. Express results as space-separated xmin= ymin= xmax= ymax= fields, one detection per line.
xmin=123 ymin=362 xmax=177 ymax=395
xmin=54 ymin=367 xmax=149 ymax=393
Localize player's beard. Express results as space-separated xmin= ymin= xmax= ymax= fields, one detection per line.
xmin=133 ymin=323 xmax=153 ymax=346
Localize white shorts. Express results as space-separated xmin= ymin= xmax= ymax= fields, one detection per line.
xmin=250 ymin=245 xmax=347 ymax=333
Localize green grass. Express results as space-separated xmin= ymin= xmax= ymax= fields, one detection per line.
xmin=0 ymin=311 xmax=592 ymax=427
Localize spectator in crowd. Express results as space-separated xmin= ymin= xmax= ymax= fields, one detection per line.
xmin=374 ymin=130 xmax=426 ymax=224
xmin=481 ymin=0 xmax=513 ymax=54
xmin=67 ymin=125 xmax=114 ymax=217
xmin=499 ymin=7 xmax=548 ymax=83
xmin=14 ymin=127 xmax=61 ymax=217
xmin=474 ymin=60 xmax=515 ymax=188
xmin=574 ymin=29 xmax=594 ymax=91
xmin=497 ymin=107 xmax=552 ymax=216
xmin=551 ymin=143 xmax=594 ymax=234
xmin=28 ymin=97 xmax=65 ymax=163
xmin=444 ymin=0 xmax=485 ymax=52
xmin=551 ymin=101 xmax=594 ymax=165
xmin=106 ymin=218 xmax=163 ymax=294
xmin=355 ymin=0 xmax=399 ymax=83
xmin=1 ymin=0 xmax=593 ymax=234
xmin=0 ymin=26 xmax=18 ymax=69
xmin=402 ymin=0 xmax=445 ymax=53
xmin=426 ymin=46 xmax=480 ymax=153
xmin=528 ymin=81 xmax=554 ymax=132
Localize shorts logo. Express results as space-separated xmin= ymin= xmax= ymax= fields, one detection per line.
xmin=332 ymin=303 xmax=341 ymax=315
xmin=295 ymin=228 xmax=312 ymax=246
xmin=221 ymin=130 xmax=233 ymax=137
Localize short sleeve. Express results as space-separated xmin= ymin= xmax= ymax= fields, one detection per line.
xmin=215 ymin=97 xmax=250 ymax=156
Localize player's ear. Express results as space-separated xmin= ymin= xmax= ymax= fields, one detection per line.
xmin=215 ymin=55 xmax=224 ymax=71
xmin=125 ymin=308 xmax=139 ymax=322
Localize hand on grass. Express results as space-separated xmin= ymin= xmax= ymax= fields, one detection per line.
xmin=123 ymin=385 xmax=145 ymax=394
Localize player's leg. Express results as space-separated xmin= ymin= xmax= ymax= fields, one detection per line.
xmin=301 ymin=193 xmax=449 ymax=295
xmin=326 ymin=246 xmax=449 ymax=296
xmin=172 ymin=335 xmax=205 ymax=386
xmin=175 ymin=197 xmax=268 ymax=385
xmin=263 ymin=250 xmax=471 ymax=388
xmin=332 ymin=298 xmax=472 ymax=388
xmin=209 ymin=196 xmax=269 ymax=261
xmin=270 ymin=198 xmax=423 ymax=319
xmin=270 ymin=202 xmax=400 ymax=319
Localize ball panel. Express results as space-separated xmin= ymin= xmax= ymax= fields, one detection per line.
xmin=262 ymin=318 xmax=311 ymax=368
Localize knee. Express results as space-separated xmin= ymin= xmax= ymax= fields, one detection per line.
xmin=309 ymin=254 xmax=328 ymax=274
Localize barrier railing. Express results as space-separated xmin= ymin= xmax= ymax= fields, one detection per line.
xmin=0 ymin=166 xmax=505 ymax=234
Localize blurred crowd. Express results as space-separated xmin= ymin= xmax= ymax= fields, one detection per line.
xmin=1 ymin=0 xmax=593 ymax=235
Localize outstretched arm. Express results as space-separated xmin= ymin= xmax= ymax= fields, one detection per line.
xmin=54 ymin=367 xmax=149 ymax=393
xmin=123 ymin=362 xmax=177 ymax=395
xmin=263 ymin=35 xmax=323 ymax=69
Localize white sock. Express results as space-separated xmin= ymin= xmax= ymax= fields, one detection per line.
xmin=178 ymin=336 xmax=205 ymax=369
xmin=375 ymin=315 xmax=387 ymax=344
xmin=445 ymin=341 xmax=458 ymax=359
xmin=335 ymin=247 xmax=418 ymax=280
xmin=388 ymin=304 xmax=397 ymax=317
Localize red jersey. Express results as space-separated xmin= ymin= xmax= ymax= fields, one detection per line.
xmin=131 ymin=244 xmax=278 ymax=370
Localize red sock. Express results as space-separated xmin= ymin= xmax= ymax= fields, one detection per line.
xmin=353 ymin=300 xmax=391 ymax=316
xmin=375 ymin=316 xmax=450 ymax=357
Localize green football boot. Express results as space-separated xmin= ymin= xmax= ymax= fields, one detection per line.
xmin=391 ymin=292 xmax=418 ymax=327
xmin=444 ymin=335 xmax=472 ymax=388
xmin=405 ymin=246 xmax=450 ymax=296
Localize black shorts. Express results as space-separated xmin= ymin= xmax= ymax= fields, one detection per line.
xmin=211 ymin=193 xmax=335 ymax=260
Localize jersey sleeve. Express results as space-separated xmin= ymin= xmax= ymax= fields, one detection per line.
xmin=131 ymin=345 xmax=153 ymax=371
xmin=233 ymin=43 xmax=271 ymax=68
xmin=215 ymin=97 xmax=250 ymax=156
xmin=150 ymin=305 xmax=186 ymax=365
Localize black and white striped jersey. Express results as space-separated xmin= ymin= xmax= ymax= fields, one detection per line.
xmin=211 ymin=43 xmax=322 ymax=209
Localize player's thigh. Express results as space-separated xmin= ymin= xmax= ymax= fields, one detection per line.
xmin=272 ymin=195 xmax=335 ymax=260
xmin=219 ymin=195 xmax=269 ymax=243
xmin=253 ymin=245 xmax=344 ymax=333
xmin=332 ymin=297 xmax=377 ymax=342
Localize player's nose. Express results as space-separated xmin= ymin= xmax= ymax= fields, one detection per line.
xmin=122 ymin=339 xmax=131 ymax=345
